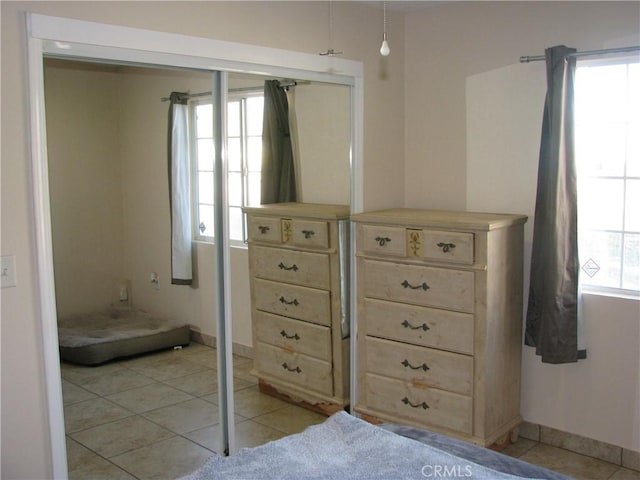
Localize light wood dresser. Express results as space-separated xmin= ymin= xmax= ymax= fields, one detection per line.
xmin=243 ymin=203 xmax=350 ymax=414
xmin=352 ymin=208 xmax=527 ymax=446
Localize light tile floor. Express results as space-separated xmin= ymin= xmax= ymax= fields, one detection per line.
xmin=62 ymin=342 xmax=640 ymax=480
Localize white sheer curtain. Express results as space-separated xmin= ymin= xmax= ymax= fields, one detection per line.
xmin=168 ymin=92 xmax=193 ymax=285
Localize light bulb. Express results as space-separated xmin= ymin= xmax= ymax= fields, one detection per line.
xmin=380 ymin=34 xmax=390 ymax=56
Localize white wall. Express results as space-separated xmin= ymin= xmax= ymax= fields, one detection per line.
xmin=466 ymin=61 xmax=640 ymax=450
xmin=295 ymin=82 xmax=351 ymax=205
xmin=404 ymin=1 xmax=640 ymax=211
xmin=44 ymin=61 xmax=126 ymax=316
xmin=1 ymin=3 xmax=405 ymax=477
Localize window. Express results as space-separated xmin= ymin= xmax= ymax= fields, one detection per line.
xmin=575 ymin=58 xmax=639 ymax=293
xmin=191 ymin=92 xmax=264 ymax=244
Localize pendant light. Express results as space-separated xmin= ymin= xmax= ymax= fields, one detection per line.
xmin=380 ymin=1 xmax=390 ymax=56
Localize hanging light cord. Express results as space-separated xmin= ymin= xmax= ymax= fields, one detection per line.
xmin=320 ymin=1 xmax=342 ymax=56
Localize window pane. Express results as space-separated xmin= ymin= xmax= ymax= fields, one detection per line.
xmin=229 ymin=206 xmax=244 ymax=242
xmin=627 ymin=124 xmax=640 ymax=177
xmin=197 ymin=139 xmax=214 ymax=171
xmin=575 ymin=65 xmax=627 ymax=122
xmin=198 ymin=204 xmax=214 ymax=238
xmin=227 ymin=100 xmax=241 ymax=137
xmin=247 ymin=172 xmax=261 ymax=206
xmin=578 ymin=178 xmax=624 ymax=231
xmin=196 ymin=104 xmax=213 ymax=137
xmin=228 ymin=172 xmax=243 ymax=207
xmin=623 ymin=234 xmax=640 ymax=290
xmin=579 ymin=231 xmax=622 ymax=288
xmin=228 ymin=137 xmax=242 ymax=172
xmin=625 ymin=179 xmax=640 ymax=232
xmin=198 ymin=172 xmax=214 ymax=205
xmin=575 ymin=123 xmax=626 ymax=177
xmin=246 ymin=96 xmax=264 ymax=136
xmin=247 ymin=136 xmax=262 ymax=171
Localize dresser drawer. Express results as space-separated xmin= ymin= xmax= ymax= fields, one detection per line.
xmin=363 ymin=259 xmax=475 ymax=313
xmin=365 ymin=337 xmax=472 ymax=395
xmin=358 ymin=224 xmax=406 ymax=257
xmin=250 ymin=245 xmax=330 ymax=290
xmin=281 ymin=218 xmax=329 ymax=249
xmin=363 ymin=298 xmax=474 ymax=355
xmin=422 ymin=230 xmax=474 ymax=264
xmin=247 ymin=216 xmax=282 ymax=243
xmin=365 ymin=373 xmax=472 ymax=435
xmin=253 ymin=278 xmax=331 ymax=327
xmin=254 ymin=311 xmax=331 ymax=361
xmin=255 ymin=342 xmax=333 ymax=396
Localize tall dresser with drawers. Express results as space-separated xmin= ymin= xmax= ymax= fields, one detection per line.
xmin=352 ymin=208 xmax=527 ymax=446
xmin=243 ymin=203 xmax=350 ymax=414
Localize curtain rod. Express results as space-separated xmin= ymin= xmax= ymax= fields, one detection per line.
xmin=160 ymin=80 xmax=301 ymax=102
xmin=520 ymin=45 xmax=640 ymax=63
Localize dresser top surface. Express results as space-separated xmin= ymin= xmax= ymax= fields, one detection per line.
xmin=243 ymin=202 xmax=351 ymax=219
xmin=351 ymin=208 xmax=527 ymax=231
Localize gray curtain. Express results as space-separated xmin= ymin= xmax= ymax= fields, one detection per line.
xmin=167 ymin=92 xmax=193 ymax=285
xmin=525 ymin=45 xmax=585 ymax=363
xmin=261 ymin=80 xmax=297 ymax=204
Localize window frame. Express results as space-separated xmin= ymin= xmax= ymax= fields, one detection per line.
xmin=575 ymin=55 xmax=640 ymax=296
xmin=190 ymin=96 xmax=216 ymax=243
xmin=190 ymin=89 xmax=264 ymax=246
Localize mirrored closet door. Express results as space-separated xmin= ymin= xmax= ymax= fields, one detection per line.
xmin=30 ymin=15 xmax=362 ymax=477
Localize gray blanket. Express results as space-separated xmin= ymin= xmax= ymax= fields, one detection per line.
xmin=179 ymin=412 xmax=544 ymax=480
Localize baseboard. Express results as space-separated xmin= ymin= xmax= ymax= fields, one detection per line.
xmin=519 ymin=421 xmax=639 ymax=471
xmin=189 ymin=329 xmax=253 ymax=359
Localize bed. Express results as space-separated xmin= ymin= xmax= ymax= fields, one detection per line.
xmin=180 ymin=411 xmax=573 ymax=480
xmin=57 ymin=306 xmax=191 ymax=365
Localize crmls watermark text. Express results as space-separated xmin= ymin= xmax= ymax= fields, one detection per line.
xmin=421 ymin=464 xmax=474 ymax=478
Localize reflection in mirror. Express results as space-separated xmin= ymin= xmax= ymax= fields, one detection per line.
xmin=43 ymin=58 xmax=351 ymax=472
xmin=45 ymin=60 xmax=223 ymax=475
xmin=226 ymin=72 xmax=352 ymax=450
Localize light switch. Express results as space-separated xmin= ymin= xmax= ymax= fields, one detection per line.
xmin=1 ymin=255 xmax=17 ymax=288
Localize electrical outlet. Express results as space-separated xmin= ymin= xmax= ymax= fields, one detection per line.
xmin=1 ymin=255 xmax=17 ymax=288
xmin=150 ymin=272 xmax=159 ymax=290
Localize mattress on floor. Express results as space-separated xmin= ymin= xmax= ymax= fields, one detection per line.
xmin=58 ymin=306 xmax=191 ymax=365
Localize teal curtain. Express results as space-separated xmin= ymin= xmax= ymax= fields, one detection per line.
xmin=261 ymin=80 xmax=297 ymax=204
xmin=525 ymin=46 xmax=585 ymax=363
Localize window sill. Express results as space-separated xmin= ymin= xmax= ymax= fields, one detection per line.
xmin=581 ymin=287 xmax=640 ymax=301
xmin=193 ymin=239 xmax=248 ymax=251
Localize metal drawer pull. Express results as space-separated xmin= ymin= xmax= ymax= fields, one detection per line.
xmin=282 ymin=362 xmax=301 ymax=373
xmin=401 ymin=280 xmax=430 ymax=291
xmin=375 ymin=236 xmax=392 ymax=246
xmin=279 ymin=296 xmax=299 ymax=306
xmin=301 ymin=230 xmax=315 ymax=239
xmin=401 ymin=320 xmax=430 ymax=331
xmin=280 ymin=329 xmax=300 ymax=340
xmin=258 ymin=225 xmax=270 ymax=234
xmin=401 ymin=397 xmax=429 ymax=410
xmin=278 ymin=262 xmax=299 ymax=271
xmin=401 ymin=359 xmax=430 ymax=371
xmin=437 ymin=242 xmax=456 ymax=253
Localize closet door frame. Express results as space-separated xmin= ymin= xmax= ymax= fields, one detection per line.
xmin=26 ymin=13 xmax=363 ymax=478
